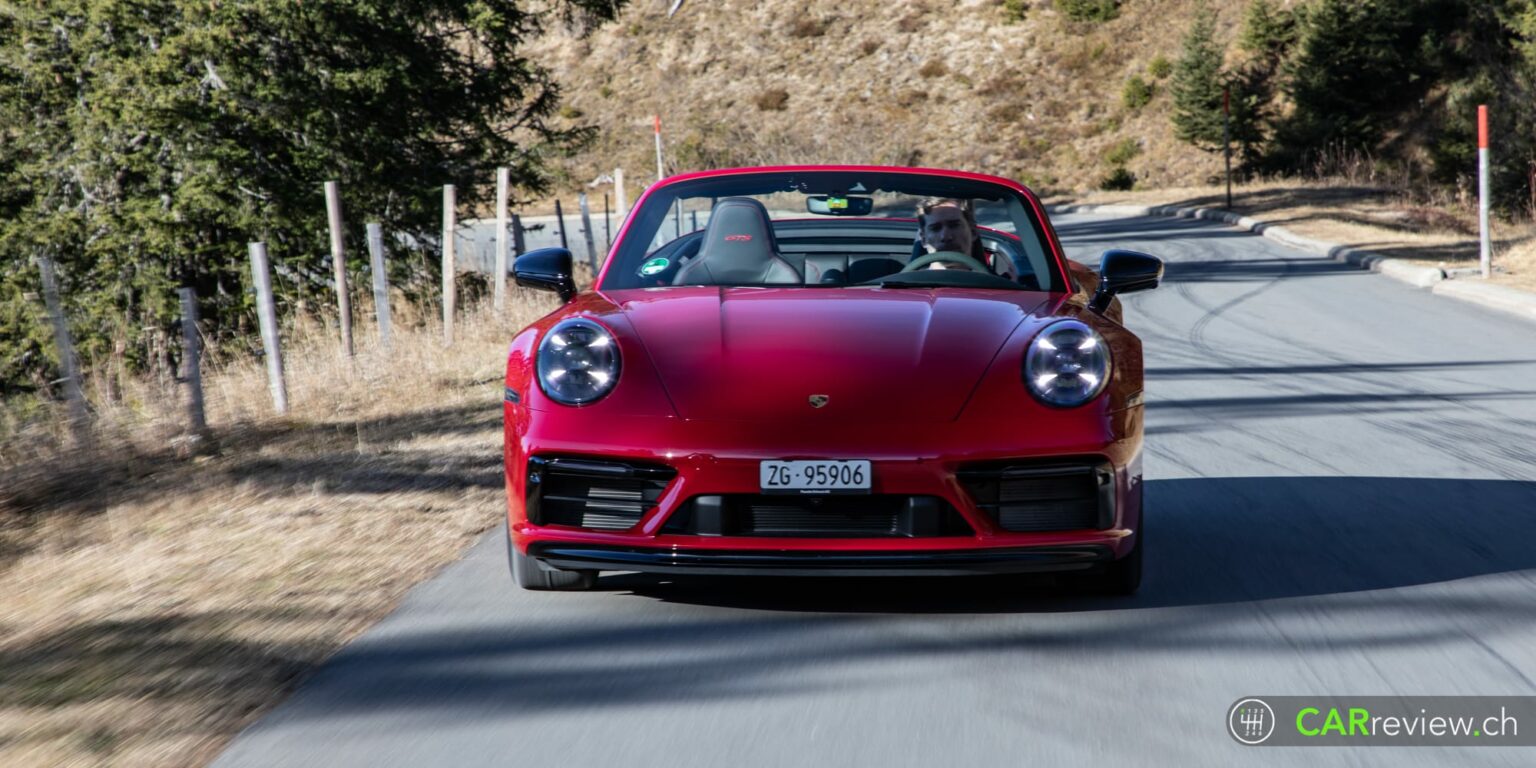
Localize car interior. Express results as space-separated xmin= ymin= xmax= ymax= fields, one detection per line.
xmin=636 ymin=197 xmax=1036 ymax=289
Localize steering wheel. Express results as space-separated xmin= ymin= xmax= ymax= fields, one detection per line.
xmin=901 ymin=250 xmax=991 ymax=274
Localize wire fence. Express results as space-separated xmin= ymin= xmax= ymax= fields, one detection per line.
xmin=25 ymin=167 xmax=631 ymax=453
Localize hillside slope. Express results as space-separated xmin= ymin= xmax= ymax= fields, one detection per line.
xmin=532 ymin=0 xmax=1247 ymax=194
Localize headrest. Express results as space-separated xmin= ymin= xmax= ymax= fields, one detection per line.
xmin=675 ymin=197 xmax=798 ymax=285
xmin=702 ymin=197 xmax=779 ymax=258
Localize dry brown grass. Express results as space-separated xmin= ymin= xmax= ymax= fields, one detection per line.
xmin=1059 ymin=180 xmax=1536 ymax=291
xmin=529 ymin=0 xmax=1247 ymax=194
xmin=754 ymin=87 xmax=790 ymax=112
xmin=786 ymin=16 xmax=831 ymax=38
xmin=0 ymin=289 xmax=560 ymax=767
xmin=530 ymin=0 xmax=1532 ymax=291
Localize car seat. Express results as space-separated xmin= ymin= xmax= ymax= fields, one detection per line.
xmin=673 ymin=198 xmax=800 ymax=285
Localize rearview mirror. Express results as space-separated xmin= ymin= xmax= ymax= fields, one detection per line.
xmin=806 ymin=195 xmax=874 ymax=216
xmin=514 ymin=247 xmax=577 ymax=303
xmin=1089 ymin=249 xmax=1162 ymax=314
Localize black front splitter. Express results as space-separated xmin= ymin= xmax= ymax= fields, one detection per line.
xmin=527 ymin=542 xmax=1115 ymax=577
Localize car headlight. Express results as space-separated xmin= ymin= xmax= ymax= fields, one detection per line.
xmin=1024 ymin=319 xmax=1110 ymax=408
xmin=536 ymin=318 xmax=621 ymax=405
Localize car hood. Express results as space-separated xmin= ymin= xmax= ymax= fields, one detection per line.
xmin=612 ymin=287 xmax=1053 ymax=423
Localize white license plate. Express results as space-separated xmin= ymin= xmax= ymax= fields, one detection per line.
xmin=759 ymin=460 xmax=871 ymax=494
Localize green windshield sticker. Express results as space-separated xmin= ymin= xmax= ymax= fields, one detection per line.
xmin=640 ymin=257 xmax=670 ymax=276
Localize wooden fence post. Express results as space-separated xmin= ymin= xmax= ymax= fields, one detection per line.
xmin=442 ymin=184 xmax=456 ymax=346
xmin=323 ymin=180 xmax=355 ymax=357
xmin=554 ymin=198 xmax=569 ymax=250
xmin=603 ymin=192 xmax=611 ymax=254
xmin=366 ymin=222 xmax=392 ymax=351
xmin=578 ymin=192 xmax=598 ymax=272
xmin=495 ymin=167 xmax=510 ymax=310
xmin=614 ymin=167 xmax=627 ymax=222
xmin=35 ymin=253 xmax=91 ymax=447
xmin=247 ymin=242 xmax=289 ymax=414
xmin=512 ymin=213 xmax=526 ymax=257
xmin=177 ymin=287 xmax=210 ymax=441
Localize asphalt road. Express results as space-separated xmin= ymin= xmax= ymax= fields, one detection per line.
xmin=213 ymin=212 xmax=1536 ymax=767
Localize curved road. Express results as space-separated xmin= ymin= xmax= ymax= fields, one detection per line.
xmin=214 ymin=212 xmax=1536 ymax=767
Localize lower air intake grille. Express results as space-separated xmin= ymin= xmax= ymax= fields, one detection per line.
xmin=957 ymin=460 xmax=1115 ymax=532
xmin=528 ymin=456 xmax=676 ymax=531
xmin=663 ymin=495 xmax=972 ymax=538
xmin=744 ymin=499 xmax=901 ymax=537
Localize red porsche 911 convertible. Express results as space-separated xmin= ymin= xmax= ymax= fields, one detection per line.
xmin=504 ymin=166 xmax=1161 ymax=594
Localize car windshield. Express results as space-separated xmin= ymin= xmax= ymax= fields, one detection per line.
xmin=598 ymin=169 xmax=1065 ymax=292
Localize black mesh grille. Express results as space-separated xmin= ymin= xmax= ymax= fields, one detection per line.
xmin=528 ymin=456 xmax=676 ymax=531
xmin=743 ymin=498 xmax=901 ymax=537
xmin=958 ymin=461 xmax=1114 ymax=532
xmin=664 ymin=495 xmax=972 ymax=538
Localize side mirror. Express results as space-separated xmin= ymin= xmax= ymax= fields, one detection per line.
xmin=514 ymin=247 xmax=577 ymax=303
xmin=1090 ymin=249 xmax=1162 ymax=314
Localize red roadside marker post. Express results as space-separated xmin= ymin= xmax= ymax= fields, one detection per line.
xmin=653 ymin=116 xmax=664 ymax=181
xmin=1478 ymin=105 xmax=1491 ymax=279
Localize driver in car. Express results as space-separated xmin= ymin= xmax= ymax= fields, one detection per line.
xmin=916 ymin=198 xmax=993 ymax=272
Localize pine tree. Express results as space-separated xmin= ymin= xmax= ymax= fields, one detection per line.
xmin=1239 ymin=0 xmax=1296 ymax=66
xmin=1171 ymin=3 xmax=1228 ymax=150
xmin=1506 ymin=0 xmax=1536 ymax=64
xmin=1470 ymin=0 xmax=1536 ymax=213
xmin=0 ymin=0 xmax=623 ymax=394
xmin=1273 ymin=0 xmax=1428 ymax=166
xmin=1225 ymin=0 xmax=1297 ymax=168
xmin=1057 ymin=0 xmax=1120 ymax=23
xmin=1228 ymin=66 xmax=1274 ymax=167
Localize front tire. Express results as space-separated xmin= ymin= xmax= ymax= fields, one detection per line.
xmin=508 ymin=536 xmax=597 ymax=591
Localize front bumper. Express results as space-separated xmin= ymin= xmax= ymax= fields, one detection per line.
xmin=529 ymin=541 xmax=1114 ymax=577
xmin=505 ymin=405 xmax=1145 ymax=569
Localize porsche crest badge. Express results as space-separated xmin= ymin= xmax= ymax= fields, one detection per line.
xmin=808 ymin=394 xmax=830 ymax=408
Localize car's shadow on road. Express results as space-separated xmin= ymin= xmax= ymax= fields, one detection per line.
xmin=193 ymin=476 xmax=1536 ymax=728
xmin=596 ymin=476 xmax=1536 ymax=614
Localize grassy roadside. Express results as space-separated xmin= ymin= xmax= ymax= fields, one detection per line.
xmin=1054 ymin=181 xmax=1536 ymax=292
xmin=0 ymin=290 xmax=558 ymax=767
